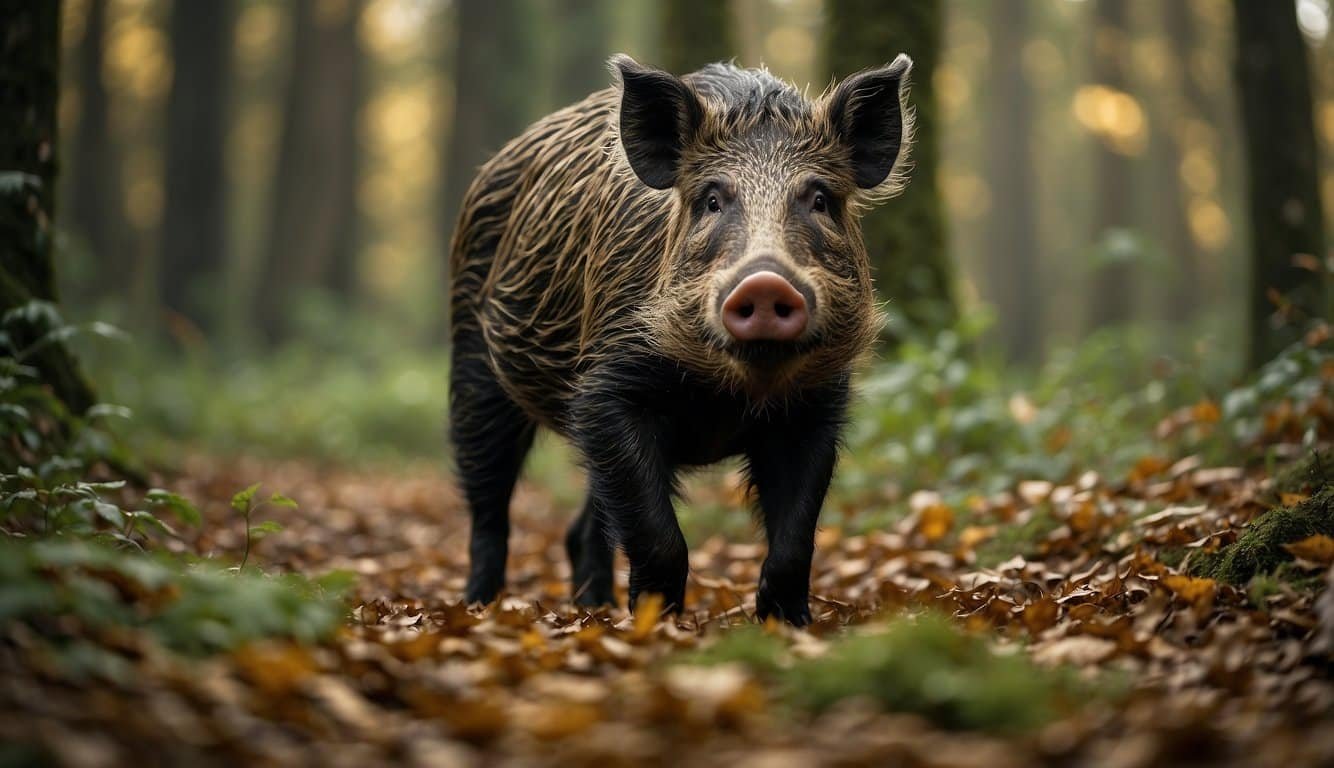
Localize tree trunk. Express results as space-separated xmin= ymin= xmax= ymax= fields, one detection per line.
xmin=159 ymin=0 xmax=234 ymax=338
xmin=0 ymin=0 xmax=95 ymax=414
xmin=1232 ymin=0 xmax=1327 ymax=369
xmin=440 ymin=0 xmax=537 ymax=294
xmin=66 ymin=0 xmax=126 ymax=294
xmin=1159 ymin=0 xmax=1203 ymax=328
xmin=660 ymin=0 xmax=734 ymax=74
xmin=984 ymin=0 xmax=1041 ymax=365
xmin=550 ymin=0 xmax=612 ymax=109
xmin=823 ymin=0 xmax=954 ymax=339
xmin=256 ymin=0 xmax=365 ymax=343
xmin=1085 ymin=0 xmax=1134 ymax=331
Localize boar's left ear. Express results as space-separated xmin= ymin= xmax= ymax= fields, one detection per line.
xmin=612 ymin=54 xmax=704 ymax=190
xmin=825 ymin=54 xmax=913 ymax=190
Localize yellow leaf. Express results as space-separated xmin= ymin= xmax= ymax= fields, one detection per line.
xmin=1162 ymin=574 xmax=1217 ymax=612
xmin=1191 ymin=399 xmax=1221 ymax=424
xmin=957 ymin=524 xmax=997 ymax=554
xmin=632 ymin=593 xmax=664 ymax=640
xmin=1284 ymin=534 xmax=1334 ymax=565
xmin=917 ymin=503 xmax=954 ymax=544
xmin=1280 ymin=492 xmax=1311 ymax=507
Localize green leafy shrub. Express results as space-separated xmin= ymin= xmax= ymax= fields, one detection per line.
xmin=0 ymin=537 xmax=350 ymax=657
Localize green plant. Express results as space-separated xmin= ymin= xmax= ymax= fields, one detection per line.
xmin=229 ymin=483 xmax=296 ymax=571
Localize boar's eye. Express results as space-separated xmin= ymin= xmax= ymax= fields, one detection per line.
xmin=812 ymin=191 xmax=828 ymax=214
xmin=707 ymin=193 xmax=723 ymax=213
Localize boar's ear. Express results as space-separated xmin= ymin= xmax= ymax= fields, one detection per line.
xmin=825 ymin=54 xmax=913 ymax=190
xmin=612 ymin=54 xmax=704 ymax=190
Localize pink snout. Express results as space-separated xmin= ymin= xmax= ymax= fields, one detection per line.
xmin=721 ymin=271 xmax=809 ymax=342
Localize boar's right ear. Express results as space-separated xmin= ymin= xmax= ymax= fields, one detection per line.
xmin=825 ymin=54 xmax=914 ymax=191
xmin=612 ymin=54 xmax=703 ymax=190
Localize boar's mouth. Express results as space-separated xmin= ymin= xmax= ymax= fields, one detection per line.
xmin=725 ymin=336 xmax=820 ymax=369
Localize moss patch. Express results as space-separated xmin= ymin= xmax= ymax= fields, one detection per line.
xmin=1271 ymin=450 xmax=1332 ymax=497
xmin=1190 ymin=483 xmax=1334 ymax=585
xmin=682 ymin=613 xmax=1102 ymax=733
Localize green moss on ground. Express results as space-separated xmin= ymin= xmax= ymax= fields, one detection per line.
xmin=1271 ymin=450 xmax=1332 ymax=497
xmin=1190 ymin=482 xmax=1334 ymax=586
xmin=682 ymin=613 xmax=1103 ymax=733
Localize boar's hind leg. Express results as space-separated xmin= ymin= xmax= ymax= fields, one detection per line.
xmin=450 ymin=347 xmax=536 ymax=605
xmin=746 ymin=378 xmax=850 ymax=626
xmin=565 ymin=497 xmax=615 ymax=607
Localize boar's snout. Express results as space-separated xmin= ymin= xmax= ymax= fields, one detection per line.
xmin=720 ymin=270 xmax=810 ymax=343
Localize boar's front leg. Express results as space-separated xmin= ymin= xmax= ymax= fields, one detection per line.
xmin=572 ymin=389 xmax=687 ymax=614
xmin=746 ymin=378 xmax=849 ymax=626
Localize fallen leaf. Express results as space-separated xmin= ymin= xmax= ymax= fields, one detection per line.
xmin=1283 ymin=534 xmax=1334 ymax=566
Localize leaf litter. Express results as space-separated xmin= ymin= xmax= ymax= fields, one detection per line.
xmin=3 ymin=445 xmax=1333 ymax=767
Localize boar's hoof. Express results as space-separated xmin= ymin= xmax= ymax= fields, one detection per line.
xmin=756 ymin=581 xmax=812 ymax=627
xmin=572 ymin=579 xmax=616 ymax=608
xmin=464 ymin=571 xmax=504 ymax=606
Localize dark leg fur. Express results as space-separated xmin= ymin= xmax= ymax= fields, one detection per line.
xmin=746 ymin=378 xmax=849 ymax=626
xmin=450 ymin=338 xmax=535 ymax=605
xmin=572 ymin=375 xmax=687 ymax=614
xmin=565 ymin=496 xmax=616 ymax=606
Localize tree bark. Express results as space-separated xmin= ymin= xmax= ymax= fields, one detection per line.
xmin=159 ymin=0 xmax=234 ymax=338
xmin=66 ymin=0 xmax=126 ymax=295
xmin=0 ymin=0 xmax=96 ymax=415
xmin=1232 ymin=0 xmax=1327 ymax=369
xmin=823 ymin=0 xmax=954 ymax=339
xmin=984 ymin=0 xmax=1041 ymax=365
xmin=440 ymin=0 xmax=537 ymax=294
xmin=1085 ymin=0 xmax=1134 ymax=331
xmin=256 ymin=0 xmax=365 ymax=342
xmin=660 ymin=0 xmax=734 ymax=74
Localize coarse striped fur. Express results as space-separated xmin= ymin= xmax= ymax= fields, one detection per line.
xmin=449 ymin=54 xmax=916 ymax=623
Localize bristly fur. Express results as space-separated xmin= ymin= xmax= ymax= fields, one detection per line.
xmin=448 ymin=54 xmax=915 ymax=625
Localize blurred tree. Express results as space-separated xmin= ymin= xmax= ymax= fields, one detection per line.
xmin=550 ymin=0 xmax=613 ymax=108
xmin=660 ymin=0 xmax=734 ymax=73
xmin=823 ymin=0 xmax=954 ymax=338
xmin=1159 ymin=0 xmax=1205 ymax=327
xmin=257 ymin=0 xmax=366 ymax=343
xmin=441 ymin=0 xmax=538 ymax=286
xmin=0 ymin=0 xmax=96 ymax=414
xmin=1085 ymin=0 xmax=1134 ymax=331
xmin=159 ymin=0 xmax=235 ymax=338
xmin=1232 ymin=0 xmax=1327 ymax=369
xmin=984 ymin=0 xmax=1041 ymax=365
xmin=67 ymin=0 xmax=126 ymax=294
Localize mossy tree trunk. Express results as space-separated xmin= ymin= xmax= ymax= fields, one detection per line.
xmin=660 ymin=0 xmax=735 ymax=74
xmin=1232 ymin=0 xmax=1327 ymax=369
xmin=823 ymin=0 xmax=954 ymax=340
xmin=0 ymin=0 xmax=96 ymax=415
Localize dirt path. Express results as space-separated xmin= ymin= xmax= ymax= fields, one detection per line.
xmin=5 ymin=453 xmax=1334 ymax=767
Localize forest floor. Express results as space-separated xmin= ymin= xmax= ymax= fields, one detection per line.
xmin=4 ymin=447 xmax=1334 ymax=767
